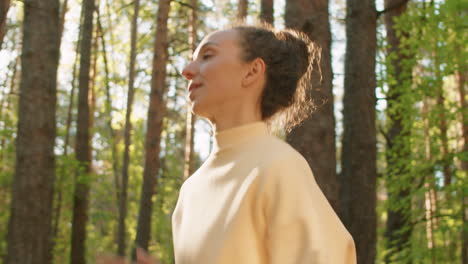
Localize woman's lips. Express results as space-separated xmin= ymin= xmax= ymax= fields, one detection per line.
xmin=188 ymin=83 xmax=202 ymax=101
xmin=189 ymin=83 xmax=202 ymax=92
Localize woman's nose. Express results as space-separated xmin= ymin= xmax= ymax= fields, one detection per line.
xmin=182 ymin=63 xmax=195 ymax=80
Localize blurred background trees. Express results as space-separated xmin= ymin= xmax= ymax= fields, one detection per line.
xmin=0 ymin=0 xmax=465 ymax=263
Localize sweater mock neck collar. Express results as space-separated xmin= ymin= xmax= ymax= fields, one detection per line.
xmin=212 ymin=121 xmax=269 ymax=152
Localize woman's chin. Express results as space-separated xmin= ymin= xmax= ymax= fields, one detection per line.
xmin=191 ymin=102 xmax=210 ymax=119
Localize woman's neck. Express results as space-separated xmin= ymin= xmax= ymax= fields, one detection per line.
xmin=209 ymin=106 xmax=262 ymax=133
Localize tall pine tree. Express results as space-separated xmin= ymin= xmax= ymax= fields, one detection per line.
xmin=6 ymin=0 xmax=60 ymax=263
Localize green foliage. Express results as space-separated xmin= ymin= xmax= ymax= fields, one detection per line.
xmin=377 ymin=0 xmax=467 ymax=263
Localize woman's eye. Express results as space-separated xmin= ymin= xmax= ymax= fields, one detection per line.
xmin=202 ymin=54 xmax=212 ymax=60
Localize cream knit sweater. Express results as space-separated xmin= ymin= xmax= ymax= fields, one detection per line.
xmin=172 ymin=121 xmax=356 ymax=264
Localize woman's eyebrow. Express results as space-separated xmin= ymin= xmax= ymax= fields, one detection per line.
xmin=199 ymin=41 xmax=219 ymax=51
xmin=193 ymin=41 xmax=219 ymax=59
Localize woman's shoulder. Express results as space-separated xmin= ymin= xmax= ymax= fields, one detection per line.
xmin=257 ymin=134 xmax=311 ymax=174
xmin=254 ymin=135 xmax=312 ymax=177
xmin=254 ymin=135 xmax=318 ymax=201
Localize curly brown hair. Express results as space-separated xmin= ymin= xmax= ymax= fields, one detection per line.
xmin=229 ymin=22 xmax=321 ymax=132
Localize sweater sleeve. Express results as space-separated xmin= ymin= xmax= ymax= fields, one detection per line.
xmin=261 ymin=153 xmax=357 ymax=264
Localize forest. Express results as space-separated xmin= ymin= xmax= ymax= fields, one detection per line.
xmin=0 ymin=0 xmax=466 ymax=263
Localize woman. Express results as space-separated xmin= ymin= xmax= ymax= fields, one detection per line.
xmin=100 ymin=23 xmax=356 ymax=264
xmin=171 ymin=23 xmax=356 ymax=264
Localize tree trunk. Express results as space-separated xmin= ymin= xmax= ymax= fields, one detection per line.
xmin=183 ymin=0 xmax=197 ymax=181
xmin=118 ymin=0 xmax=140 ymax=256
xmin=456 ymin=69 xmax=467 ymax=264
xmin=5 ymin=0 xmax=60 ymax=263
xmin=70 ymin=0 xmax=95 ymax=262
xmin=133 ymin=0 xmax=171 ymax=257
xmin=0 ymin=0 xmax=10 ymax=50
xmin=260 ymin=0 xmax=274 ymax=25
xmin=422 ymin=97 xmax=438 ymax=264
xmin=238 ymin=0 xmax=248 ymax=21
xmin=88 ymin=23 xmax=99 ymax=151
xmin=340 ymin=0 xmax=377 ymax=263
xmin=285 ymin=0 xmax=339 ymax=213
xmin=382 ymin=1 xmax=413 ymax=263
xmin=59 ymin=0 xmax=69 ymax=42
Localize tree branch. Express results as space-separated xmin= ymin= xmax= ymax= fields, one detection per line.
xmin=174 ymin=0 xmax=195 ymax=10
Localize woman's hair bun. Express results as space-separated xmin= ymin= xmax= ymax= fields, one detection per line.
xmin=230 ymin=22 xmax=320 ymax=132
xmin=274 ymin=29 xmax=312 ymax=79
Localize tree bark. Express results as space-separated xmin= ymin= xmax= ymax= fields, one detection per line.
xmin=59 ymin=0 xmax=69 ymax=42
xmin=183 ymin=0 xmax=197 ymax=181
xmin=118 ymin=0 xmax=140 ymax=256
xmin=340 ymin=0 xmax=377 ymax=263
xmin=260 ymin=0 xmax=274 ymax=25
xmin=382 ymin=1 xmax=413 ymax=263
xmin=88 ymin=22 xmax=99 ymax=152
xmin=133 ymin=0 xmax=171 ymax=257
xmin=238 ymin=0 xmax=248 ymax=21
xmin=5 ymin=0 xmax=60 ymax=263
xmin=0 ymin=0 xmax=10 ymax=50
xmin=285 ymin=0 xmax=339 ymax=213
xmin=70 ymin=0 xmax=95 ymax=262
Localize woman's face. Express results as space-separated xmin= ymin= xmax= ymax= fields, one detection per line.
xmin=181 ymin=29 xmax=248 ymax=119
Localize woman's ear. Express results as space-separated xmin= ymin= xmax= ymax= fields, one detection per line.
xmin=242 ymin=57 xmax=266 ymax=88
